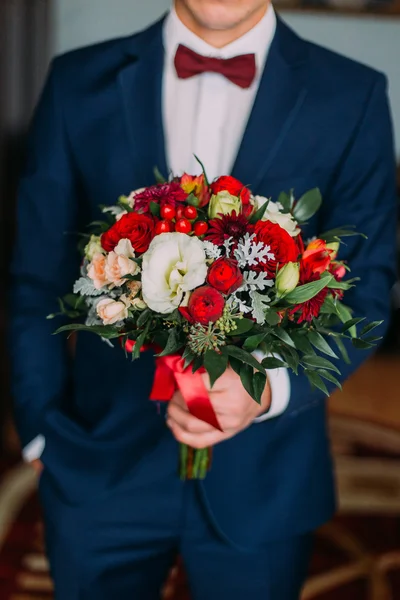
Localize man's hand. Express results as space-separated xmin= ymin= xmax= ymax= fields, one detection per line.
xmin=30 ymin=459 xmax=44 ymax=476
xmin=167 ymin=367 xmax=271 ymax=449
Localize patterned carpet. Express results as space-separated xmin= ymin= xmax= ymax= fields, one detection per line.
xmin=1 ymin=356 xmax=400 ymax=599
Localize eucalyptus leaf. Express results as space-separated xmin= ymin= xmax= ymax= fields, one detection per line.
xmin=204 ymin=351 xmax=228 ymax=388
xmin=223 ymin=345 xmax=265 ymax=374
xmin=264 ymin=311 xmax=282 ymax=326
xmin=261 ymin=357 xmax=287 ymax=369
xmin=305 ymin=370 xmax=329 ymax=396
xmin=301 ymin=354 xmax=341 ymax=374
xmin=360 ymin=320 xmax=383 ymax=337
xmin=308 ymin=330 xmax=338 ymax=359
xmin=277 ymin=190 xmax=293 ymax=211
xmin=243 ymin=333 xmax=267 ymax=353
xmin=253 ymin=372 xmax=267 ymax=405
xmin=239 ymin=363 xmax=255 ymax=399
xmin=284 ymin=275 xmax=333 ymax=304
xmin=292 ymin=188 xmax=322 ymax=223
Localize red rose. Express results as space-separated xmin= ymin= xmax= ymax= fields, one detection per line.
xmin=211 ymin=176 xmax=251 ymax=205
xmin=101 ymin=212 xmax=155 ymax=254
xmin=254 ymin=221 xmax=299 ymax=277
xmin=207 ymin=257 xmax=243 ymax=295
xmin=180 ymin=286 xmax=225 ymax=326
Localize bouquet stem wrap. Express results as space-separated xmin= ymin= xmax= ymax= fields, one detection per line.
xmin=126 ymin=341 xmax=221 ymax=479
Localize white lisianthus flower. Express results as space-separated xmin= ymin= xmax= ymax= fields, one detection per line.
xmin=254 ymin=196 xmax=300 ymax=237
xmin=96 ymin=296 xmax=130 ymax=325
xmin=141 ymin=232 xmax=207 ymax=314
xmin=121 ymin=188 xmax=146 ymax=209
xmin=84 ymin=235 xmax=104 ymax=261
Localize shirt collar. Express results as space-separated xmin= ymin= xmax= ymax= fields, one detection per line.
xmin=163 ymin=3 xmax=277 ymax=79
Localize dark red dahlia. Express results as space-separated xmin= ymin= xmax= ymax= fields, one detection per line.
xmin=134 ymin=182 xmax=188 ymax=213
xmin=288 ymin=261 xmax=329 ymax=324
xmin=205 ymin=211 xmax=252 ymax=245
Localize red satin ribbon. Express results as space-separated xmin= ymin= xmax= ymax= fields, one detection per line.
xmin=125 ymin=340 xmax=222 ymax=432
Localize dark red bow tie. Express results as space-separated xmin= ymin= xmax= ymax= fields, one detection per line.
xmin=174 ymin=44 xmax=257 ymax=89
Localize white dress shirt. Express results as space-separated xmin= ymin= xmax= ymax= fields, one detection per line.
xmin=23 ymin=4 xmax=290 ymax=462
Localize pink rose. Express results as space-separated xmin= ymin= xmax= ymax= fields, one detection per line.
xmin=87 ymin=252 xmax=107 ymax=290
xmin=96 ymin=297 xmax=129 ymax=325
xmin=105 ymin=251 xmax=138 ymax=287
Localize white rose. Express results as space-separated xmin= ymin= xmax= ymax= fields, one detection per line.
xmin=254 ymin=197 xmax=300 ymax=237
xmin=208 ymin=191 xmax=242 ymax=219
xmin=114 ymin=238 xmax=135 ymax=259
xmin=141 ymin=232 xmax=207 ymax=314
xmin=96 ymin=297 xmax=130 ymax=325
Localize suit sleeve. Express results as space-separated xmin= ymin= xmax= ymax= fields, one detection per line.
xmin=9 ymin=58 xmax=81 ymax=447
xmin=287 ymin=74 xmax=398 ymax=417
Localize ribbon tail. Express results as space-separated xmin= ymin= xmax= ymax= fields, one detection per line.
xmin=174 ymin=370 xmax=223 ymax=432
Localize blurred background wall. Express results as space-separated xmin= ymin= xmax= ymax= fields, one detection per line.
xmin=54 ymin=0 xmax=400 ymax=157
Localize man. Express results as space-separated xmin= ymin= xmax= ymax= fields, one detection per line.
xmin=9 ymin=0 xmax=397 ymax=598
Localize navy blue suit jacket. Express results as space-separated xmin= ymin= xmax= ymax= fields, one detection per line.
xmin=10 ymin=16 xmax=397 ymax=546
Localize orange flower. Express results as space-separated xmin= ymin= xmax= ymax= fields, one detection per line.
xmin=302 ymin=239 xmax=334 ymax=275
xmin=180 ymin=174 xmax=210 ymax=207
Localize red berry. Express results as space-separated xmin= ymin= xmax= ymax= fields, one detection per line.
xmin=194 ymin=221 xmax=208 ymax=236
xmin=175 ymin=218 xmax=192 ymax=234
xmin=155 ymin=220 xmax=174 ymax=235
xmin=184 ymin=205 xmax=198 ymax=220
xmin=160 ymin=204 xmax=176 ymax=220
xmin=176 ymin=206 xmax=185 ymax=220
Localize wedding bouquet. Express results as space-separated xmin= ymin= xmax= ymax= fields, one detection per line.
xmin=51 ymin=164 xmax=381 ymax=479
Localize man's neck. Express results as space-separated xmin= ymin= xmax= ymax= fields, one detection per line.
xmin=174 ymin=2 xmax=269 ymax=49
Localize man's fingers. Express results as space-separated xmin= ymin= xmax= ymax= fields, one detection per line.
xmin=167 ymin=420 xmax=229 ymax=449
xmin=30 ymin=459 xmax=43 ymax=476
xmin=167 ymin=403 xmax=215 ymax=434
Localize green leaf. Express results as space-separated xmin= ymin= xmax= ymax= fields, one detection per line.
xmin=223 ymin=345 xmax=265 ymax=374
xmin=342 ymin=317 xmax=365 ymax=333
xmin=351 ymin=338 xmax=375 ymax=350
xmin=253 ymin=372 xmax=267 ymax=405
xmin=277 ymin=190 xmax=293 ymax=211
xmin=153 ymin=166 xmax=167 ymax=183
xmin=149 ymin=201 xmax=161 ymax=217
xmin=182 ymin=350 xmax=196 ymax=371
xmin=333 ymin=336 xmax=351 ymax=365
xmin=156 ymin=328 xmax=184 ymax=357
xmin=301 ymin=354 xmax=341 ymax=374
xmin=280 ymin=346 xmax=300 ymax=373
xmin=137 ymin=308 xmax=152 ymax=328
xmin=320 ymin=225 xmax=367 ymax=243
xmin=239 ymin=363 xmax=255 ymax=400
xmin=249 ymin=198 xmax=270 ymax=224
xmin=229 ymin=356 xmax=242 ymax=377
xmin=290 ymin=331 xmax=315 ymax=355
xmin=308 ymin=330 xmax=338 ymax=359
xmin=264 ymin=310 xmax=281 ymax=326
xmin=284 ymin=275 xmax=333 ymax=304
xmin=292 ymin=188 xmax=322 ymax=223
xmin=204 ymin=351 xmax=228 ymax=388
xmin=360 ymin=321 xmax=383 ymax=337
xmin=193 ymin=155 xmax=210 ymax=186
xmin=54 ymin=323 xmax=121 ymax=339
xmin=229 ymin=318 xmax=255 ymax=336
xmin=243 ymin=333 xmax=267 ymax=353
xmin=131 ymin=329 xmax=147 ymax=359
xmin=192 ymin=356 xmax=204 ymax=373
xmin=317 ymin=369 xmax=342 ymax=390
xmin=186 ymin=193 xmax=199 ymax=207
xmin=261 ymin=357 xmax=287 ymax=369
xmin=272 ymin=328 xmax=296 ymax=348
xmin=305 ymin=370 xmax=329 ymax=396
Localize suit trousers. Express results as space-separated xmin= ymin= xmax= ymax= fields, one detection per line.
xmin=39 ymin=434 xmax=313 ymax=600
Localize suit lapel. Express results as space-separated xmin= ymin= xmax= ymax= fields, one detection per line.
xmin=118 ymin=18 xmax=168 ymax=186
xmin=231 ymin=18 xmax=309 ymax=192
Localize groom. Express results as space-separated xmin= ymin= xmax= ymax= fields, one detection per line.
xmin=10 ymin=0 xmax=397 ymax=598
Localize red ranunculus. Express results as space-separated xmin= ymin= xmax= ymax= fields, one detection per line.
xmin=180 ymin=286 xmax=225 ymax=326
xmin=207 ymin=257 xmax=243 ymax=295
xmin=254 ymin=221 xmax=299 ymax=277
xmin=101 ymin=212 xmax=155 ymax=254
xmin=211 ymin=176 xmax=251 ymax=205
